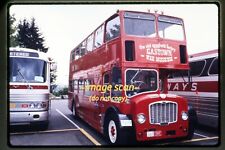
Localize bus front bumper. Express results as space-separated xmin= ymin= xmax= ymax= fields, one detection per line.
xmin=135 ymin=122 xmax=189 ymax=141
xmin=10 ymin=111 xmax=49 ymax=125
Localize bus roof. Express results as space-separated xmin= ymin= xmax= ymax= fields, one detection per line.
xmin=9 ymin=47 xmax=50 ymax=62
xmin=189 ymin=49 xmax=218 ymax=58
xmin=120 ymin=9 xmax=183 ymax=20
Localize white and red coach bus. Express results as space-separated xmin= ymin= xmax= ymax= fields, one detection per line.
xmin=68 ymin=10 xmax=197 ymax=144
xmin=9 ymin=47 xmax=55 ymax=129
xmin=168 ymin=49 xmax=218 ymax=128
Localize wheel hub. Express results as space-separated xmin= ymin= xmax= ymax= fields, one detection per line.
xmin=108 ymin=120 xmax=117 ymax=143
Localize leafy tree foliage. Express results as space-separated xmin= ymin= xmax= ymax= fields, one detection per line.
xmin=17 ymin=18 xmax=48 ymax=53
xmin=9 ymin=16 xmax=56 ymax=86
xmin=9 ymin=14 xmax=18 ymax=47
xmin=53 ymin=87 xmax=68 ymax=97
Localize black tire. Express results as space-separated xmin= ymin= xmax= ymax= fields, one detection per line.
xmin=104 ymin=114 xmax=129 ymax=145
xmin=72 ymin=101 xmax=77 ymax=118
xmin=32 ymin=121 xmax=49 ymax=131
xmin=187 ymin=109 xmax=198 ymax=140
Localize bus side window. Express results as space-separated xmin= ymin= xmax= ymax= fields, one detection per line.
xmin=94 ymin=24 xmax=104 ymax=49
xmin=87 ymin=34 xmax=94 ymax=52
xmin=78 ymin=79 xmax=84 ymax=94
xmin=105 ymin=16 xmax=120 ymax=42
xmin=81 ymin=41 xmax=87 ymax=55
xmin=75 ymin=48 xmax=81 ymax=60
xmin=71 ymin=50 xmax=75 ymax=61
xmin=77 ymin=41 xmax=87 ymax=57
xmin=209 ymin=57 xmax=218 ymax=75
xmin=74 ymin=79 xmax=78 ymax=90
xmin=112 ymin=67 xmax=122 ymax=96
xmin=103 ymin=73 xmax=110 ymax=97
xmin=190 ymin=60 xmax=206 ymax=76
xmin=84 ymin=79 xmax=92 ymax=96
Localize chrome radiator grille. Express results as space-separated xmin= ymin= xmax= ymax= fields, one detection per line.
xmin=149 ymin=101 xmax=177 ymax=125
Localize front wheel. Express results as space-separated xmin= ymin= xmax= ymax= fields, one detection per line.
xmin=108 ymin=120 xmax=118 ymax=144
xmin=105 ymin=114 xmax=129 ymax=145
xmin=186 ymin=108 xmax=198 ymax=140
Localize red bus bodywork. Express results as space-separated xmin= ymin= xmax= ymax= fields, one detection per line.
xmin=68 ymin=10 xmax=194 ymax=144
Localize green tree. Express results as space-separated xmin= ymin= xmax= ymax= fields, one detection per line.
xmin=9 ymin=14 xmax=18 ymax=47
xmin=17 ymin=18 xmax=48 ymax=53
xmin=53 ymin=87 xmax=68 ymax=97
xmin=49 ymin=57 xmax=57 ymax=89
xmin=15 ymin=18 xmax=56 ymax=86
xmin=61 ymin=87 xmax=68 ymax=95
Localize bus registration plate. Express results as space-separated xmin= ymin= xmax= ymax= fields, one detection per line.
xmin=147 ymin=131 xmax=162 ymax=137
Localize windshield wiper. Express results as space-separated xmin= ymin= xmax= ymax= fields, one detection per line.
xmin=17 ymin=69 xmax=33 ymax=89
xmin=130 ymin=69 xmax=142 ymax=84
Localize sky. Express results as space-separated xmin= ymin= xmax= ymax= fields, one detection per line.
xmin=9 ymin=4 xmax=218 ymax=87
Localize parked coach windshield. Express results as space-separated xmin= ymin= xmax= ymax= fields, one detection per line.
xmin=124 ymin=12 xmax=156 ymax=37
xmin=158 ymin=16 xmax=184 ymax=41
xmin=10 ymin=58 xmax=46 ymax=83
xmin=126 ymin=69 xmax=158 ymax=97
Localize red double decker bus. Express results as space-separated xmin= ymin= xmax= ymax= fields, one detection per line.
xmin=68 ymin=10 xmax=197 ymax=144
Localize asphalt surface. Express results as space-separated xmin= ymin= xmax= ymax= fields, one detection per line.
xmin=10 ymin=99 xmax=219 ymax=147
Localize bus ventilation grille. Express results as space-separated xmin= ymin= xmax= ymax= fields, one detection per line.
xmin=149 ymin=102 xmax=177 ymax=125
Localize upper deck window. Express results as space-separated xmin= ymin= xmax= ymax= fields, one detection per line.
xmin=94 ymin=24 xmax=104 ymax=48
xmin=124 ymin=12 xmax=156 ymax=37
xmin=10 ymin=57 xmax=46 ymax=83
xmin=71 ymin=50 xmax=75 ymax=61
xmin=87 ymin=34 xmax=94 ymax=52
xmin=105 ymin=16 xmax=120 ymax=41
xmin=74 ymin=40 xmax=87 ymax=60
xmin=158 ymin=16 xmax=184 ymax=41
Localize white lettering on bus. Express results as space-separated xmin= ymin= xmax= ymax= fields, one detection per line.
xmin=168 ymin=82 xmax=198 ymax=91
xmin=173 ymin=83 xmax=179 ymax=91
xmin=182 ymin=83 xmax=189 ymax=91
xmin=191 ymin=83 xmax=197 ymax=91
xmin=139 ymin=43 xmax=176 ymax=63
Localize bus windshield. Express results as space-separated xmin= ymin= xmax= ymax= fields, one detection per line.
xmin=126 ymin=69 xmax=158 ymax=97
xmin=10 ymin=57 xmax=46 ymax=83
xmin=124 ymin=12 xmax=156 ymax=37
xmin=158 ymin=15 xmax=184 ymax=41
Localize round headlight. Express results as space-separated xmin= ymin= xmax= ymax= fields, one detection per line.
xmin=137 ymin=113 xmax=146 ymax=124
xmin=181 ymin=112 xmax=188 ymax=120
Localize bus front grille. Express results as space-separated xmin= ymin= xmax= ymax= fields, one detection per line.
xmin=149 ymin=101 xmax=177 ymax=125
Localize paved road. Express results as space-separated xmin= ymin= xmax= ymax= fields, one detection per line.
xmin=10 ymin=99 xmax=219 ymax=146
